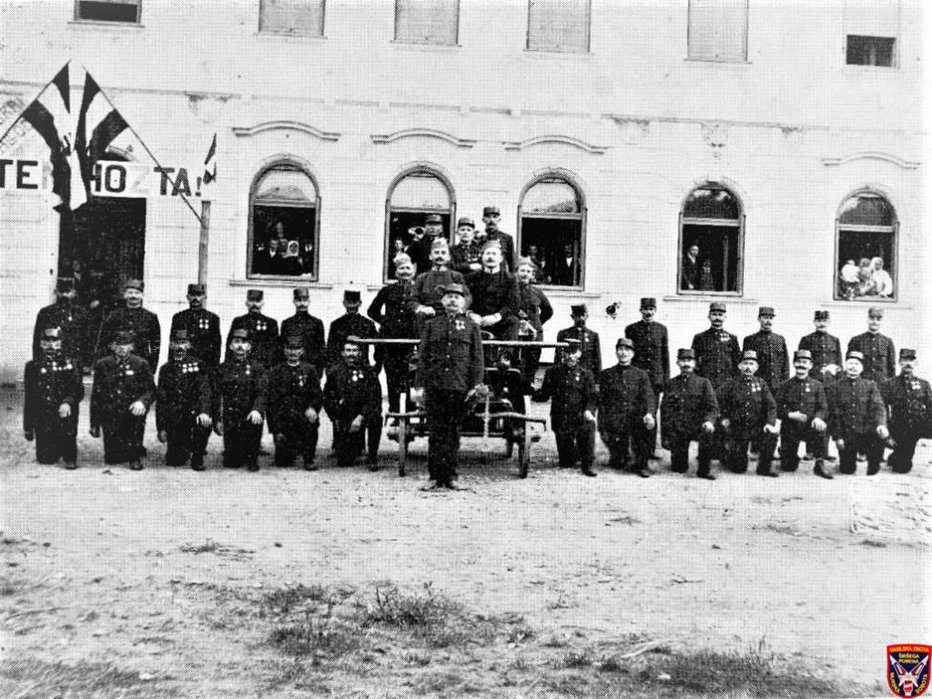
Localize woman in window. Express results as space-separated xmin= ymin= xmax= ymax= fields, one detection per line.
xmin=871 ymin=257 xmax=893 ymax=297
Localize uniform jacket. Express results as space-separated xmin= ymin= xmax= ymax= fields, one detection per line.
xmin=555 ymin=326 xmax=602 ymax=375
xmin=280 ymin=312 xmax=325 ymax=370
xmin=660 ymin=372 xmax=719 ymax=441
xmin=266 ymin=361 xmax=323 ymax=434
xmin=774 ymin=375 xmax=828 ymax=425
xmin=227 ymin=312 xmax=279 ymax=368
xmin=450 ymin=241 xmax=481 ymax=275
xmin=625 ymin=320 xmax=670 ymax=389
xmin=326 ymin=313 xmax=377 ymax=367
xmin=847 ymin=332 xmax=896 ymax=383
xmin=214 ymin=357 xmax=267 ymax=424
xmin=33 ymin=302 xmax=89 ymax=364
xmin=170 ymin=308 xmax=221 ymax=367
xmin=90 ymin=354 xmax=155 ymax=430
xmin=597 ymin=364 xmax=656 ymax=434
xmin=742 ymin=330 xmax=789 ymax=389
xmin=367 ymin=281 xmax=417 ymax=339
xmin=517 ymin=283 xmax=553 ymax=337
xmin=881 ymin=374 xmax=932 ymax=436
xmin=717 ymin=375 xmax=777 ymax=433
xmin=97 ymin=306 xmax=161 ymax=371
xmin=691 ymin=327 xmax=741 ymax=389
xmin=826 ymin=376 xmax=886 ymax=439
xmin=415 ymin=312 xmax=484 ymax=393
xmin=411 ymin=269 xmax=469 ymax=313
xmin=532 ymin=364 xmax=597 ymax=431
xmin=465 ymin=269 xmax=519 ymax=320
xmin=405 ymin=234 xmax=438 ymax=276
xmin=24 ymin=354 xmax=84 ymax=434
xmin=155 ymin=357 xmax=212 ymax=431
xmin=798 ymin=331 xmax=842 ymax=377
xmin=323 ymin=362 xmax=382 ymax=422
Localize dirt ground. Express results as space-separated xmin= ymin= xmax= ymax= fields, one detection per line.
xmin=1 ymin=384 xmax=930 ymax=697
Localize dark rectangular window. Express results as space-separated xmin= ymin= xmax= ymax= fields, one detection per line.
xmin=846 ymin=35 xmax=895 ymax=66
xmin=75 ymin=0 xmax=140 ymax=23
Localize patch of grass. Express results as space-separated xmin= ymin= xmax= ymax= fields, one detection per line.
xmin=363 ymin=582 xmax=459 ymax=629
xmin=0 ymin=658 xmax=175 ymax=698
xmin=506 ymin=617 xmax=534 ymax=644
xmin=178 ymin=538 xmax=221 ymax=554
xmin=268 ymin=607 xmax=361 ymax=660
xmin=262 ymin=583 xmax=332 ymax=616
xmin=0 ymin=575 xmax=16 ymax=596
xmin=557 ymin=650 xmax=594 ymax=669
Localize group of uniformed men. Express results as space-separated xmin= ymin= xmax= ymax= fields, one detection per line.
xmin=25 ymin=247 xmax=932 ymax=486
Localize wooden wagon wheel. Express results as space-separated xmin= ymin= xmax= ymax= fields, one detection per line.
xmin=517 ymin=425 xmax=531 ymax=479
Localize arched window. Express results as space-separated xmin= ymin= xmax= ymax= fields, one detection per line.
xmin=678 ymin=185 xmax=743 ymax=294
xmin=518 ymin=176 xmax=586 ymax=288
xmin=836 ymin=192 xmax=897 ymax=301
xmin=385 ymin=169 xmax=454 ymax=279
xmin=248 ymin=163 xmax=320 ymax=280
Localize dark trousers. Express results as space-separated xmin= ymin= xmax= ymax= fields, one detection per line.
xmin=837 ymin=432 xmax=884 ymax=474
xmin=383 ymin=350 xmax=412 ymax=413
xmin=274 ymin=426 xmax=319 ymax=467
xmin=669 ymin=433 xmax=714 ymax=475
xmin=164 ymin=417 xmax=211 ymax=467
xmin=555 ymin=422 xmax=595 ymax=469
xmin=333 ymin=418 xmax=380 ymax=467
xmin=780 ymin=422 xmax=825 ymax=471
xmin=887 ymin=431 xmax=920 ymax=473
xmin=521 ymin=346 xmax=542 ymax=384
xmin=222 ymin=421 xmax=263 ymax=469
xmin=600 ymin=418 xmax=650 ymax=470
xmin=426 ymin=389 xmax=469 ymax=484
xmin=102 ymin=413 xmax=147 ymax=465
xmin=33 ymin=416 xmax=78 ymax=464
xmin=724 ymin=428 xmax=777 ymax=474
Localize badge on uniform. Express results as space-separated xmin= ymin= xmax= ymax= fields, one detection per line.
xmin=752 ymin=383 xmax=760 ymax=393
xmin=125 ymin=369 xmax=135 ymax=376
xmin=245 ymin=366 xmax=251 ymax=375
xmin=200 ymin=319 xmax=208 ymax=330
xmin=39 ymin=367 xmax=47 ymax=374
xmin=455 ymin=319 xmax=465 ymax=331
xmin=257 ymin=322 xmax=266 ymax=332
xmin=804 ymin=385 xmax=811 ymax=393
xmin=911 ymin=381 xmax=920 ymax=390
xmin=298 ymin=376 xmax=305 ymax=387
xmin=720 ymin=333 xmax=730 ymax=342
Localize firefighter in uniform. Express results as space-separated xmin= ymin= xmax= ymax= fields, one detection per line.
xmin=799 ymin=310 xmax=843 ymax=385
xmin=170 ymin=283 xmax=221 ymax=368
xmin=531 ymin=339 xmax=598 ymax=476
xmin=826 ymin=350 xmax=889 ymax=475
xmin=742 ymin=306 xmax=789 ymax=392
xmin=847 ymin=306 xmax=896 ymax=383
xmin=410 ymin=238 xmax=469 ymax=333
xmin=24 ymin=326 xmax=84 ymax=468
xmin=516 ymin=257 xmax=553 ymax=383
xmin=323 ymin=339 xmax=383 ymax=470
xmin=32 ymin=277 xmax=89 ymax=369
xmin=450 ymin=217 xmax=482 ymax=275
xmin=214 ymin=328 xmax=267 ymax=471
xmin=465 ymin=239 xmax=520 ymax=341
xmin=625 ymin=297 xmax=669 ymax=458
xmin=96 ymin=278 xmax=161 ymax=371
xmin=480 ymin=206 xmax=516 ymax=272
xmin=691 ymin=302 xmax=741 ymax=390
xmin=881 ymin=349 xmax=932 ymax=473
xmin=717 ymin=350 xmax=780 ymax=476
xmin=556 ymin=304 xmax=602 ymax=376
xmin=660 ymin=348 xmax=719 ymax=479
xmin=326 ymin=289 xmax=377 ymax=370
xmin=226 ymin=289 xmax=279 ymax=368
xmin=280 ymin=287 xmax=326 ymax=371
xmin=155 ymin=328 xmax=212 ymax=470
xmin=90 ymin=329 xmax=155 ymax=469
xmin=412 ymin=283 xmax=485 ymax=489
xmin=267 ymin=335 xmax=323 ymax=470
xmin=597 ymin=337 xmax=656 ymax=477
xmin=774 ymin=349 xmax=831 ymax=479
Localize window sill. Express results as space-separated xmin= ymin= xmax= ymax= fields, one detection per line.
xmin=68 ymin=20 xmax=144 ymax=29
xmin=390 ymin=40 xmax=461 ymax=51
xmin=664 ymin=294 xmax=756 ymax=304
xmin=684 ymin=57 xmax=751 ymax=65
xmin=830 ymin=296 xmax=898 ymax=304
xmin=232 ymin=278 xmax=331 ymax=289
xmin=254 ymin=31 xmax=327 ymax=42
xmin=843 ymin=64 xmax=900 ymax=73
xmin=523 ymin=49 xmax=592 ymax=59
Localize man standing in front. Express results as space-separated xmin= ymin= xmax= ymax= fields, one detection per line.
xmin=848 ymin=306 xmax=896 ymax=384
xmin=516 ymin=258 xmax=553 ymax=384
xmin=826 ymin=350 xmax=889 ymax=476
xmin=691 ymin=302 xmax=741 ymax=390
xmin=170 ymin=283 xmax=221 ymax=369
xmin=227 ymin=289 xmax=279 ymax=368
xmin=625 ymin=297 xmax=669 ymax=459
xmin=556 ymin=304 xmax=602 ymax=376
xmin=412 ymin=283 xmax=485 ymax=490
xmin=33 ymin=277 xmax=89 ymax=369
xmin=742 ymin=306 xmax=789 ymax=393
xmin=717 ymin=350 xmax=780 ymax=477
xmin=881 ymin=349 xmax=932 ymax=474
xmin=96 ymin=278 xmax=161 ymax=372
xmin=799 ymin=310 xmax=843 ymax=385
xmin=281 ymin=287 xmax=325 ymax=371
xmin=326 ymin=289 xmax=377 ymax=370
xmin=465 ymin=239 xmax=520 ymax=341
xmin=597 ymin=337 xmax=656 ymax=477
xmin=481 ymin=206 xmax=516 ymax=272
xmin=660 ymin=348 xmax=718 ymax=479
xmin=774 ymin=349 xmax=831 ymax=479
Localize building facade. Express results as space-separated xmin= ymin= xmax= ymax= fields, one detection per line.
xmin=0 ymin=0 xmax=925 ymax=383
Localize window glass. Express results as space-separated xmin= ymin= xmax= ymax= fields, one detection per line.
xmin=395 ymin=0 xmax=459 ymax=45
xmin=259 ymin=0 xmax=325 ymax=36
xmin=527 ymin=0 xmax=590 ymax=53
xmin=76 ymin=0 xmax=140 ymax=23
xmin=385 ymin=171 xmax=453 ymax=279
xmin=680 ymin=185 xmax=742 ymax=294
xmin=687 ymin=0 xmax=748 ymax=61
xmin=845 ymin=0 xmax=898 ymax=66
xmin=249 ymin=165 xmax=319 ymax=279
xmin=519 ymin=177 xmax=585 ymax=287
xmin=836 ymin=193 xmax=896 ymax=300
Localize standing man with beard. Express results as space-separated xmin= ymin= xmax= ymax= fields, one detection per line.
xmin=33 ymin=277 xmax=89 ymax=369
xmin=742 ymin=307 xmax=789 ymax=394
xmin=481 ymin=206 xmax=516 ymax=272
xmin=625 ymin=297 xmax=669 ymax=459
xmin=227 ymin=289 xmax=279 ymax=368
xmin=96 ymin=279 xmax=161 ymax=372
xmin=281 ymin=287 xmax=325 ymax=372
xmin=881 ymin=349 xmax=932 ymax=473
xmin=170 ymin=283 xmax=221 ymax=368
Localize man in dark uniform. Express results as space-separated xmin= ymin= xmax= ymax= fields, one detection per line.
xmin=214 ymin=328 xmax=267 ymax=471
xmin=33 ymin=277 xmax=89 ymax=368
xmin=799 ymin=310 xmax=843 ymax=384
xmin=597 ymin=337 xmax=656 ymax=477
xmin=227 ymin=289 xmax=279 ymax=368
xmin=481 ymin=206 xmax=516 ymax=272
xmin=450 ymin=217 xmax=482 ymax=275
xmin=406 ymin=213 xmax=445 ymax=275
xmin=267 ymin=335 xmax=323 ymax=470
xmin=24 ymin=326 xmax=84 ymax=469
xmin=625 ymin=297 xmax=670 ymax=459
xmin=660 ymin=348 xmax=719 ymax=479
xmin=327 ymin=289 xmax=377 ymax=370
xmin=847 ymin=306 xmax=896 ymax=383
xmin=881 ymin=349 xmax=932 ymax=473
xmin=742 ymin=306 xmax=789 ymax=392
xmin=155 ymin=328 xmax=213 ymax=470
xmin=170 ymin=283 xmax=221 ymax=368
xmin=515 ymin=258 xmax=553 ymax=383
xmin=465 ymin=239 xmax=520 ymax=340
xmin=826 ymin=350 xmax=889 ymax=475
xmin=717 ymin=350 xmax=780 ymax=476
xmin=280 ymin=287 xmax=325 ymax=371
xmin=324 ymin=339 xmax=383 ymax=470
xmin=531 ymin=340 xmax=598 ymax=476
xmin=556 ymin=304 xmax=602 ymax=376
xmin=691 ymin=302 xmax=741 ymax=390
xmin=412 ymin=283 xmax=485 ymax=489
xmin=90 ymin=329 xmax=155 ymax=470
xmin=96 ymin=278 xmax=161 ymax=371
xmin=411 ymin=239 xmax=470 ymax=337
xmin=774 ymin=349 xmax=831 ymax=479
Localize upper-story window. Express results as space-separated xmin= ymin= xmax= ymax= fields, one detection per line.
xmin=518 ymin=176 xmax=586 ymax=288
xmin=75 ymin=0 xmax=141 ymax=23
xmin=259 ymin=0 xmax=325 ymax=36
xmin=679 ymin=185 xmax=743 ymax=295
xmin=526 ymin=0 xmax=591 ymax=54
xmin=836 ymin=192 xmax=897 ymax=301
xmin=394 ymin=0 xmax=459 ymax=45
xmin=385 ymin=169 xmax=454 ymax=279
xmin=845 ymin=0 xmax=899 ymax=67
xmin=687 ymin=0 xmax=748 ymax=62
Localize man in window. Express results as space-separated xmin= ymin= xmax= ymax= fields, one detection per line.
xmin=681 ymin=243 xmax=701 ymax=291
xmin=406 ymin=214 xmax=444 ymax=275
xmin=465 ymin=239 xmax=520 ymax=341
xmin=552 ymin=243 xmax=580 ymax=286
xmin=847 ymin=307 xmax=896 ymax=384
xmin=481 ymin=206 xmax=516 ymax=273
xmin=280 ymin=287 xmax=325 ymax=371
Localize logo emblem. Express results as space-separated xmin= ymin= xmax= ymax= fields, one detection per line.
xmin=888 ymin=645 xmax=930 ymax=697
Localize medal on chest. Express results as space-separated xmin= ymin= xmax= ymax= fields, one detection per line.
xmin=719 ymin=333 xmax=730 ymax=343
xmin=199 ymin=318 xmax=209 ymax=330
xmin=352 ymin=370 xmax=360 ymax=382
xmin=455 ymin=319 xmax=465 ymax=331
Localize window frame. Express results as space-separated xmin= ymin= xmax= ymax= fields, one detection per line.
xmin=383 ymin=167 xmax=456 ymax=281
xmin=833 ymin=191 xmax=898 ymax=302
xmin=516 ymin=174 xmax=587 ymax=290
xmin=686 ymin=0 xmax=749 ymax=63
xmin=393 ymin=0 xmax=460 ymax=46
xmin=525 ymin=0 xmax=592 ymax=55
xmin=247 ymin=160 xmax=321 ymax=282
xmin=843 ymin=0 xmax=900 ymax=69
xmin=257 ymin=0 xmax=326 ymax=37
xmin=74 ymin=0 xmax=141 ymax=24
xmin=677 ymin=185 xmax=745 ymax=296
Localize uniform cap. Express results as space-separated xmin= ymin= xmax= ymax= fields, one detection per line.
xmin=846 ymin=350 xmax=865 ymax=362
xmin=616 ymin=337 xmax=634 ymax=350
xmin=900 ymin=348 xmax=917 ymax=360
xmin=113 ymin=330 xmax=135 ymax=344
xmin=456 ymin=217 xmax=475 ymax=229
xmin=677 ymin=348 xmax=696 ymax=360
xmin=293 ymin=287 xmax=310 ymax=300
xmin=793 ymin=349 xmax=813 ymax=361
xmin=41 ymin=326 xmax=63 ymax=340
xmin=741 ymin=349 xmax=759 ymax=362
xmin=439 ymin=283 xmax=466 ymax=297
xmin=170 ymin=328 xmax=190 ymax=343
xmin=246 ymin=289 xmax=264 ymax=301
xmin=868 ymin=306 xmax=884 ymax=318
xmin=230 ymin=328 xmax=250 ymax=340
xmin=813 ymin=310 xmax=829 ymax=320
xmin=709 ymin=302 xmax=726 ymax=313
xmin=283 ymin=334 xmax=304 ymax=348
xmin=124 ymin=278 xmax=144 ymax=291
xmin=570 ymin=303 xmax=587 ymax=315
xmin=343 ymin=289 xmax=362 ymax=304
xmin=482 ymin=206 xmax=500 ymax=217
xmin=640 ymin=297 xmax=656 ymax=309
xmin=187 ymin=283 xmax=206 ymax=295
xmin=55 ymin=277 xmax=74 ymax=293
xmin=425 ymin=213 xmax=443 ymax=225
xmin=758 ymin=306 xmax=775 ymax=317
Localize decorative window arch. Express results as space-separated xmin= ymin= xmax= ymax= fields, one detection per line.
xmin=384 ymin=168 xmax=455 ymax=279
xmin=835 ymin=191 xmax=897 ymax=301
xmin=248 ymin=161 xmax=320 ymax=280
xmin=678 ymin=184 xmax=744 ymax=294
xmin=517 ymin=175 xmax=586 ymax=288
